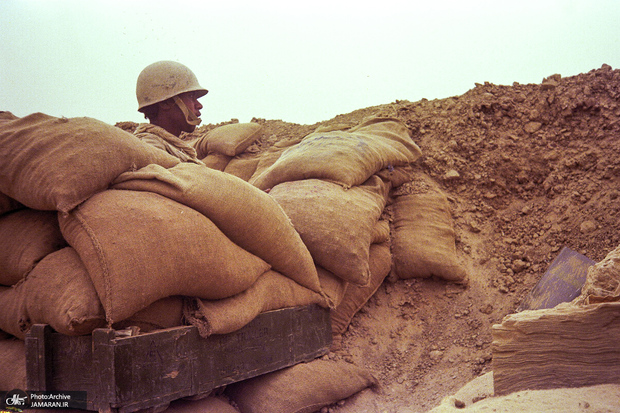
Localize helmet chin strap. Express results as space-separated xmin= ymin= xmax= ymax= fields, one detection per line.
xmin=173 ymin=95 xmax=202 ymax=126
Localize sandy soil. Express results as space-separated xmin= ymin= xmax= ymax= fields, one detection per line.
xmin=230 ymin=64 xmax=620 ymax=412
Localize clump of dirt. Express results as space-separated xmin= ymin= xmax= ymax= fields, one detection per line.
xmin=232 ymin=64 xmax=620 ymax=412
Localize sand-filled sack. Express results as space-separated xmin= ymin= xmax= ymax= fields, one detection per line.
xmin=269 ymin=176 xmax=390 ymax=286
xmin=0 ymin=285 xmax=28 ymax=339
xmin=185 ymin=270 xmax=326 ymax=337
xmin=193 ymin=122 xmax=262 ymax=158
xmin=391 ymin=174 xmax=467 ymax=282
xmin=225 ymin=358 xmax=378 ymax=413
xmin=224 ymin=153 xmax=261 ymax=181
xmin=0 ymin=192 xmax=23 ymax=216
xmin=0 ymin=209 xmax=66 ymax=286
xmin=59 ymin=189 xmax=271 ymax=324
xmin=112 ymin=163 xmax=321 ymax=294
xmin=0 ymin=113 xmax=179 ymax=212
xmin=25 ymin=247 xmax=105 ymax=336
xmin=331 ymin=242 xmax=392 ymax=336
xmin=249 ymin=117 xmax=421 ymax=190
xmin=0 ymin=338 xmax=27 ymax=391
xmin=113 ymin=296 xmax=185 ymax=333
xmin=201 ymin=152 xmax=232 ymax=171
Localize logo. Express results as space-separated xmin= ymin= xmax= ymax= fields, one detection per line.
xmin=2 ymin=389 xmax=29 ymax=412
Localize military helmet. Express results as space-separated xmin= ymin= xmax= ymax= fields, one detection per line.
xmin=136 ymin=60 xmax=208 ymax=111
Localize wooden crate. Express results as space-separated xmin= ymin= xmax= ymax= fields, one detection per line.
xmin=26 ymin=304 xmax=331 ymax=412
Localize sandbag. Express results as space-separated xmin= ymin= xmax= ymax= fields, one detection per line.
xmin=250 ymin=137 xmax=301 ymax=182
xmin=0 ymin=113 xmax=179 ymax=212
xmin=111 ymin=163 xmax=322 ymax=294
xmin=0 ymin=285 xmax=28 ymax=339
xmin=112 ymin=296 xmax=185 ymax=333
xmin=201 ymin=152 xmax=232 ymax=171
xmin=25 ymin=247 xmax=106 ymax=336
xmin=330 ymin=242 xmax=392 ymax=336
xmin=224 ymin=153 xmax=261 ymax=181
xmin=193 ymin=122 xmax=262 ymax=158
xmin=391 ymin=173 xmax=467 ymax=282
xmin=0 ymin=209 xmax=66 ymax=286
xmin=371 ymin=219 xmax=390 ymax=244
xmin=225 ymin=358 xmax=378 ymax=413
xmin=0 ymin=192 xmax=23 ymax=216
xmin=317 ymin=266 xmax=348 ymax=309
xmin=249 ymin=117 xmax=421 ymax=190
xmin=0 ymin=338 xmax=27 ymax=391
xmin=269 ymin=176 xmax=390 ymax=286
xmin=185 ymin=270 xmax=326 ymax=337
xmin=59 ymin=189 xmax=271 ymax=324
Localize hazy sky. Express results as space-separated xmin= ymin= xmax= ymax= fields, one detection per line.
xmin=2 ymin=0 xmax=619 ymax=126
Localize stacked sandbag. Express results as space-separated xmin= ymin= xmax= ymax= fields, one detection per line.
xmin=0 ymin=113 xmax=334 ymax=341
xmin=193 ymin=122 xmax=263 ymax=180
xmin=243 ymin=118 xmax=420 ymax=340
xmin=225 ymin=358 xmax=378 ymax=413
xmin=0 ymin=209 xmax=66 ymax=286
xmin=391 ymin=171 xmax=468 ymax=283
xmin=268 ymin=176 xmax=390 ymax=286
xmin=111 ymin=162 xmax=323 ymax=296
xmin=0 ymin=113 xmax=179 ymax=212
xmin=59 ymin=189 xmax=272 ymax=325
xmin=0 ymin=247 xmax=105 ymax=339
xmin=249 ymin=117 xmax=422 ymax=190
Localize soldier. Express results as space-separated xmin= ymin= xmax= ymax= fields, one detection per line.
xmin=134 ymin=60 xmax=207 ymax=163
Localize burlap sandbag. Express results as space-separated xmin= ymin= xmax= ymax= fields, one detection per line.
xmin=0 ymin=338 xmax=27 ymax=391
xmin=225 ymin=358 xmax=378 ymax=413
xmin=224 ymin=153 xmax=261 ymax=181
xmin=371 ymin=219 xmax=391 ymax=244
xmin=0 ymin=285 xmax=28 ymax=339
xmin=112 ymin=296 xmax=185 ymax=333
xmin=111 ymin=163 xmax=322 ymax=294
xmin=0 ymin=113 xmax=179 ymax=212
xmin=331 ymin=243 xmax=392 ymax=336
xmin=25 ymin=247 xmax=105 ymax=336
xmin=317 ymin=266 xmax=348 ymax=309
xmin=269 ymin=176 xmax=390 ymax=286
xmin=249 ymin=117 xmax=422 ymax=190
xmin=59 ymin=189 xmax=271 ymax=324
xmin=193 ymin=122 xmax=262 ymax=158
xmin=0 ymin=209 xmax=66 ymax=286
xmin=185 ymin=270 xmax=326 ymax=337
xmin=391 ymin=174 xmax=467 ymax=282
xmin=0 ymin=192 xmax=23 ymax=216
xmin=202 ymin=152 xmax=232 ymax=171
xmin=250 ymin=137 xmax=302 ymax=182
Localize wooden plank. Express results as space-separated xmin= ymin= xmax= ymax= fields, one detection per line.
xmin=26 ymin=304 xmax=331 ymax=412
xmin=492 ymin=302 xmax=620 ymax=396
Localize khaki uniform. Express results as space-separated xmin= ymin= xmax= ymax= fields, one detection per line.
xmin=134 ymin=123 xmax=204 ymax=165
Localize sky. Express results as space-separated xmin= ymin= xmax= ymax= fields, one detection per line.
xmin=1 ymin=0 xmax=619 ymax=126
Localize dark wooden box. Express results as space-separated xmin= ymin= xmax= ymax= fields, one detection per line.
xmin=26 ymin=304 xmax=331 ymax=412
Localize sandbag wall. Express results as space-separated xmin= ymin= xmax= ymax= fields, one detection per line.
xmin=0 ymin=113 xmax=329 ymax=392
xmin=218 ymin=117 xmax=468 ymax=343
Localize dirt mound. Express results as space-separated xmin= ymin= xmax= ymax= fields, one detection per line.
xmin=242 ymin=64 xmax=620 ymax=412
